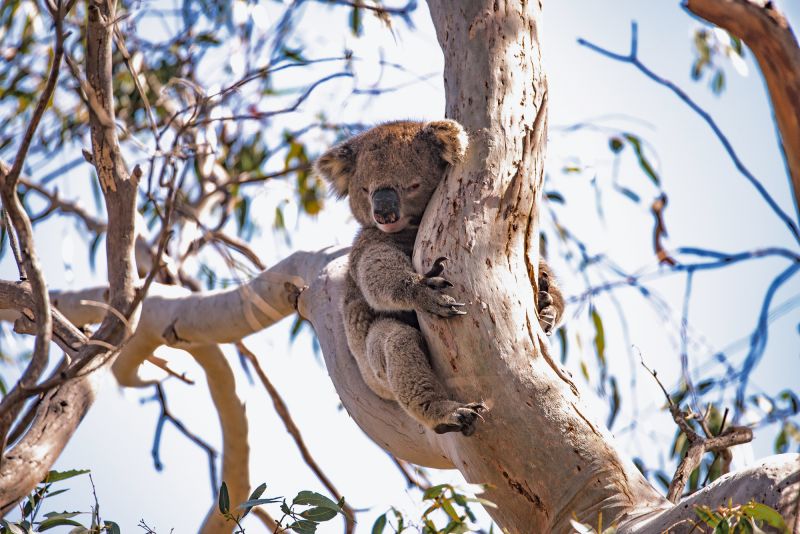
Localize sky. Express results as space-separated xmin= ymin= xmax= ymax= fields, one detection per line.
xmin=1 ymin=0 xmax=799 ymax=532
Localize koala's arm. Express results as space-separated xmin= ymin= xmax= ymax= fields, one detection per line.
xmin=350 ymin=232 xmax=464 ymax=316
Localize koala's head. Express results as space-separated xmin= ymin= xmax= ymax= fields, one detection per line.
xmin=315 ymin=120 xmax=468 ymax=233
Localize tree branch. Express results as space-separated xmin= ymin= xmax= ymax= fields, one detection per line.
xmin=684 ymin=0 xmax=800 ymax=221
xmin=578 ymin=22 xmax=800 ymax=245
xmin=236 ymin=342 xmax=356 ymax=534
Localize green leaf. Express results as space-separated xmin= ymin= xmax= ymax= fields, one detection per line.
xmin=218 ymin=482 xmax=230 ymax=515
xmin=590 ymin=307 xmax=605 ymax=366
xmin=744 ymin=502 xmax=790 ymax=532
xmin=349 ymin=5 xmax=362 ymax=36
xmin=622 ymin=133 xmax=659 ymax=185
xmin=557 ymin=326 xmax=568 ymax=363
xmin=694 ymin=505 xmax=722 ymax=528
xmin=545 ymin=191 xmax=565 ymax=204
xmin=38 ymin=512 xmax=85 ymax=531
xmin=711 ymin=70 xmax=725 ymax=95
xmin=44 ymin=470 xmax=90 ymax=483
xmin=422 ymin=484 xmax=449 ymax=500
xmin=292 ymin=491 xmax=341 ymax=513
xmin=104 ymin=521 xmax=121 ymax=534
xmin=288 ymin=519 xmax=317 ymax=534
xmin=249 ymin=483 xmax=267 ymax=501
xmin=239 ymin=497 xmax=282 ymax=509
xmin=371 ymin=513 xmax=387 ymax=534
xmin=299 ymin=506 xmax=338 ymax=522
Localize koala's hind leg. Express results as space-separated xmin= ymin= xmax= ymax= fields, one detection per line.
xmin=366 ymin=318 xmax=486 ymax=436
xmin=343 ymin=285 xmax=395 ymax=400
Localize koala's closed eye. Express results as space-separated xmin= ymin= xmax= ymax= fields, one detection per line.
xmin=405 ymin=183 xmax=421 ymax=191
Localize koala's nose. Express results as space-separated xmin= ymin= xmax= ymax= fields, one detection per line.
xmin=372 ymin=188 xmax=400 ymax=224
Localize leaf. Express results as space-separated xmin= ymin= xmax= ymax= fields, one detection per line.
xmin=774 ymin=427 xmax=788 ymax=453
xmin=250 ymin=483 xmax=267 ymax=500
xmin=422 ymin=484 xmax=449 ymax=500
xmin=38 ymin=512 xmax=85 ymax=531
xmin=616 ymin=186 xmax=640 ymax=203
xmin=239 ymin=497 xmax=282 ymax=509
xmin=590 ymin=307 xmax=605 ymax=366
xmin=288 ymin=520 xmax=317 ymax=534
xmin=299 ymin=506 xmax=338 ymax=522
xmin=371 ymin=513 xmax=387 ymax=534
xmin=622 ymin=133 xmax=659 ymax=185
xmin=88 ymin=234 xmax=102 ymax=273
xmin=103 ymin=521 xmax=121 ymax=534
xmin=218 ymin=482 xmax=230 ymax=515
xmin=744 ymin=502 xmax=790 ymax=532
xmin=557 ymin=326 xmax=568 ymax=363
xmin=694 ymin=505 xmax=722 ymax=528
xmin=711 ymin=70 xmax=725 ymax=95
xmin=607 ymin=376 xmax=620 ymax=429
xmin=44 ymin=470 xmax=90 ymax=483
xmin=292 ymin=491 xmax=341 ymax=513
xmin=349 ymin=5 xmax=362 ymax=36
xmin=2 ymin=520 xmax=26 ymax=534
xmin=545 ymin=191 xmax=565 ymax=204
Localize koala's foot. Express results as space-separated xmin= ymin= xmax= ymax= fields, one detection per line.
xmin=417 ymin=257 xmax=467 ymax=317
xmin=538 ymin=270 xmax=559 ymax=335
xmin=427 ymin=400 xmax=488 ymax=436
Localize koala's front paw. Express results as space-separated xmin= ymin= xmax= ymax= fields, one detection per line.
xmin=416 ymin=257 xmax=466 ymax=317
xmin=429 ymin=401 xmax=488 ymax=436
xmin=537 ymin=270 xmax=561 ymax=335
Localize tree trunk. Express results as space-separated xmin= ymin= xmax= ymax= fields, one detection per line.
xmin=2 ymin=2 xmax=798 ymax=532
xmin=302 ymin=2 xmax=800 ymax=532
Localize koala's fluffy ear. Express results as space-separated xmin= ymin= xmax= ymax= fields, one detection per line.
xmin=422 ymin=119 xmax=469 ymax=165
xmin=315 ymin=143 xmax=356 ymax=198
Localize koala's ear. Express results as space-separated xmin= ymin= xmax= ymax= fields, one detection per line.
xmin=422 ymin=119 xmax=469 ymax=165
xmin=315 ymin=143 xmax=356 ymax=198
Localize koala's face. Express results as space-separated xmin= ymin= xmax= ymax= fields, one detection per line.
xmin=315 ymin=120 xmax=468 ymax=233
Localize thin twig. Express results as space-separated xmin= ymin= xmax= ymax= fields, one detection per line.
xmin=147 ymin=383 xmax=219 ymax=496
xmin=236 ymin=342 xmax=357 ymax=534
xmin=640 ymin=358 xmax=752 ymax=502
xmin=578 ymin=21 xmax=800 ymax=245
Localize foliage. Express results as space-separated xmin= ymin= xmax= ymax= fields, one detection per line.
xmin=691 ymin=27 xmax=747 ymax=96
xmin=0 ymin=469 xmax=120 ymax=534
xmin=692 ymin=500 xmax=790 ymax=534
xmin=219 ymin=481 xmax=348 ymax=534
xmin=371 ymin=483 xmax=495 ymax=534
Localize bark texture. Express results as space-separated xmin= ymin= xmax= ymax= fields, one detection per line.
xmin=411 ymin=2 xmax=668 ymax=531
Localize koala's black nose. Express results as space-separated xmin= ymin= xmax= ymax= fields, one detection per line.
xmin=372 ymin=188 xmax=400 ymax=224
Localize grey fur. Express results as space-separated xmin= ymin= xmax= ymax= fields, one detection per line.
xmin=315 ymin=120 xmax=563 ymax=436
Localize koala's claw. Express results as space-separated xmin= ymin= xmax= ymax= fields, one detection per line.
xmin=424 ymin=276 xmax=454 ymax=290
xmin=433 ymin=402 xmax=488 ymax=436
xmin=416 ymin=265 xmax=468 ymax=317
xmin=424 ymin=256 xmax=449 ymax=278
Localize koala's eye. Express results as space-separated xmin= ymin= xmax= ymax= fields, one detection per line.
xmin=361 ymin=187 xmax=369 ymax=194
xmin=406 ymin=183 xmax=421 ymax=192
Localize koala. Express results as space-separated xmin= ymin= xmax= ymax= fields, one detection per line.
xmin=315 ymin=120 xmax=564 ymax=436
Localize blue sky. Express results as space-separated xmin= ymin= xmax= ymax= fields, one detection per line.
xmin=1 ymin=0 xmax=799 ymax=531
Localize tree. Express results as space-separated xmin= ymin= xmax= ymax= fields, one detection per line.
xmin=0 ymin=0 xmax=798 ymax=532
